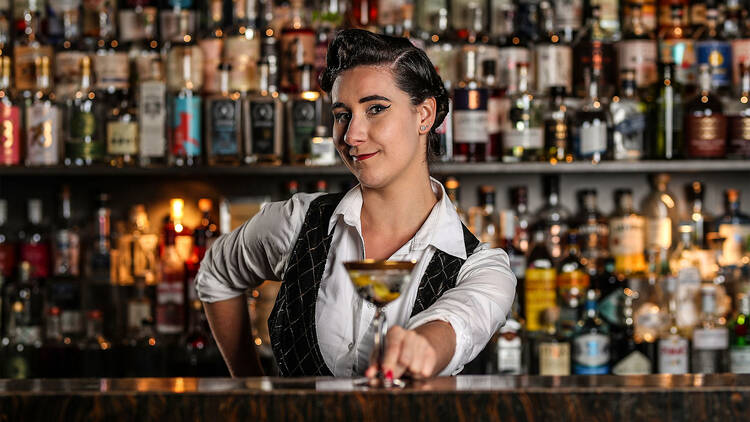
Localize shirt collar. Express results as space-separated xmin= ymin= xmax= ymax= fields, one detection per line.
xmin=328 ymin=177 xmax=468 ymax=259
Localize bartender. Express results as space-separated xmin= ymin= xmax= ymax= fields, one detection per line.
xmin=195 ymin=29 xmax=516 ymax=380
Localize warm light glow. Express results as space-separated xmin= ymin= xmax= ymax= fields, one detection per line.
xmin=255 ymin=338 xmax=262 ymax=346
xmin=302 ymin=91 xmax=320 ymax=101
xmin=174 ymin=378 xmax=185 ymax=393
xmin=170 ymin=198 xmax=185 ymax=222
xmin=266 ymin=28 xmax=274 ymax=37
xmin=661 ymin=194 xmax=675 ymax=208
xmin=148 ymin=337 xmax=156 ymax=346
xmin=431 ymin=35 xmax=439 ymax=42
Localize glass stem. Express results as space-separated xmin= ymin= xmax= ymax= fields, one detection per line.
xmin=373 ymin=307 xmax=388 ymax=376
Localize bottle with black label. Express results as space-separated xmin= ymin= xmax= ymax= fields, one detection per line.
xmin=205 ymin=63 xmax=242 ymax=165
xmin=244 ymin=60 xmax=283 ymax=165
xmin=286 ymin=64 xmax=321 ymax=165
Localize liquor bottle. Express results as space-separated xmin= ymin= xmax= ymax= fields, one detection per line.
xmin=502 ymin=63 xmax=544 ymax=163
xmin=205 ymin=63 xmax=242 ymax=165
xmin=169 ymin=47 xmax=202 ymax=167
xmin=0 ymin=199 xmax=15 ymax=279
xmin=536 ymin=1 xmax=573 ymax=94
xmin=351 ymin=0 xmax=379 ymax=28
xmin=717 ymin=189 xmax=750 ymax=266
xmin=286 ymin=64 xmax=321 ymax=165
xmin=0 ymin=56 xmax=21 ymax=166
xmin=609 ymin=189 xmax=647 ymax=276
xmin=199 ymin=0 xmax=225 ymax=95
xmin=24 ymin=56 xmax=60 ymax=167
xmin=543 ymin=86 xmax=573 ymax=163
xmin=424 ymin=8 xmax=458 ymax=88
xmin=727 ymin=62 xmax=750 ymax=158
xmin=556 ymin=231 xmax=590 ymax=339
xmin=731 ymin=4 xmax=750 ymax=89
xmin=52 ymin=186 xmax=80 ymax=278
xmin=610 ymin=69 xmax=647 ymax=161
xmin=138 ymin=60 xmax=168 ymax=166
xmin=572 ymin=5 xmax=616 ymax=98
xmin=156 ymin=217 xmax=186 ymax=335
xmin=39 ymin=306 xmax=76 ymax=378
xmin=92 ymin=5 xmax=129 ymax=94
xmin=497 ymin=8 xmax=532 ymax=98
xmin=537 ymin=175 xmax=570 ymax=261
xmin=695 ymin=5 xmax=732 ymax=91
xmin=685 ymin=181 xmax=713 ymax=248
xmin=444 ymin=177 xmax=468 ymax=226
xmin=13 ymin=3 xmax=53 ymax=93
xmin=652 ymin=62 xmax=683 ymax=159
xmin=618 ymin=3 xmax=658 ymax=91
xmin=244 ymin=60 xmax=283 ymax=165
xmin=453 ymin=49 xmax=489 ymax=162
xmin=659 ymin=5 xmax=695 ymax=88
xmin=2 ymin=262 xmax=42 ymax=378
xmin=226 ymin=0 xmax=261 ymax=93
xmin=169 ymin=198 xmax=194 ymax=263
xmin=470 ymin=186 xmax=499 ymax=247
xmin=572 ymin=288 xmax=610 ymax=374
xmin=124 ymin=4 xmax=161 ymax=86
xmin=730 ymin=293 xmax=750 ymax=373
xmin=510 ymin=186 xmax=533 ymax=254
xmin=53 ymin=2 xmax=85 ymax=101
xmin=64 ymin=56 xmax=103 ymax=166
xmin=160 ymin=1 xmax=197 ymax=45
xmin=126 ymin=280 xmax=153 ymax=340
xmin=88 ymin=193 xmax=112 ymax=284
xmin=166 ymin=9 xmax=204 ymax=95
xmin=684 ymin=64 xmax=727 ymax=158
xmin=642 ymin=173 xmax=679 ymax=256
xmin=500 ymin=210 xmax=526 ymax=294
xmin=193 ymin=199 xmax=219 ymax=261
xmin=691 ymin=284 xmax=729 ymax=373
xmin=611 ymin=291 xmax=653 ymax=375
xmin=573 ymin=189 xmax=609 ymax=275
xmin=534 ymin=306 xmax=572 ymax=375
xmin=482 ymin=60 xmax=504 ymax=162
xmin=79 ymin=310 xmax=113 ymax=377
xmin=658 ymin=274 xmax=690 ymax=374
xmin=554 ymin=0 xmax=584 ymax=43
xmin=116 ymin=204 xmax=158 ymax=286
xmin=574 ymin=66 xmax=608 ymax=164
xmin=179 ymin=299 xmax=214 ymax=376
xmin=280 ymin=0 xmax=315 ymax=93
xmin=593 ymin=257 xmax=622 ymax=327
xmin=106 ymin=84 xmax=139 ymax=167
xmin=18 ymin=199 xmax=50 ymax=280
xmin=525 ymin=229 xmax=557 ymax=333
xmin=669 ymin=224 xmax=702 ymax=320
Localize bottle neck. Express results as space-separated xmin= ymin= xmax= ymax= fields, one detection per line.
xmin=518 ymin=66 xmax=529 ymax=93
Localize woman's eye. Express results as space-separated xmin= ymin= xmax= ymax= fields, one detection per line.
xmin=367 ymin=104 xmax=389 ymax=115
xmin=334 ymin=112 xmax=350 ymax=123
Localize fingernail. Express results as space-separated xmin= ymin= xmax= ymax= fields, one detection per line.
xmin=385 ymin=370 xmax=393 ymax=380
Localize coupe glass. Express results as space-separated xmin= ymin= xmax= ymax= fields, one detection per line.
xmin=343 ymin=260 xmax=416 ymax=388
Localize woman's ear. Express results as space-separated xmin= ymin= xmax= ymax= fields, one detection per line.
xmin=417 ymin=97 xmax=437 ymax=134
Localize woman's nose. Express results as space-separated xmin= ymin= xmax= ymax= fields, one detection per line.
xmin=343 ymin=114 xmax=366 ymax=146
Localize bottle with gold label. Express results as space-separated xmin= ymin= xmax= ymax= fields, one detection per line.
xmin=24 ymin=56 xmax=61 ymax=167
xmin=280 ymin=0 xmax=316 ymax=93
xmin=205 ymin=63 xmax=242 ymax=165
xmin=684 ymin=64 xmax=727 ymax=158
xmin=525 ymin=229 xmax=557 ymax=333
xmin=225 ymin=0 xmax=260 ymax=93
xmin=0 ymin=56 xmax=21 ymax=166
xmin=13 ymin=2 xmax=53 ymax=94
xmin=609 ymin=188 xmax=646 ymax=276
xmin=727 ymin=62 xmax=750 ymax=158
xmin=106 ymin=79 xmax=139 ymax=167
xmin=64 ymin=56 xmax=103 ymax=166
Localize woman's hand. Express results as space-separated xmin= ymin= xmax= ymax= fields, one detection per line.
xmin=365 ymin=321 xmax=456 ymax=380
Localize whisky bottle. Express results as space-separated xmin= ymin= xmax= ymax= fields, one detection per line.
xmin=24 ymin=56 xmax=61 ymax=167
xmin=502 ymin=63 xmax=543 ymax=163
xmin=205 ymin=63 xmax=243 ymax=165
xmin=453 ymin=49 xmax=489 ymax=162
xmin=617 ymin=3 xmax=658 ymax=91
xmin=244 ymin=60 xmax=283 ymax=165
xmin=199 ymin=0 xmax=225 ymax=95
xmin=106 ymin=85 xmax=139 ymax=167
xmin=684 ymin=64 xmax=727 ymax=158
xmin=535 ymin=1 xmax=573 ymax=94
xmin=169 ymin=47 xmax=202 ymax=167
xmin=0 ymin=56 xmax=21 ymax=166
xmin=286 ymin=64 xmax=321 ymax=165
xmin=225 ymin=0 xmax=261 ymax=93
xmin=13 ymin=3 xmax=53 ymax=93
xmin=609 ymin=189 xmax=646 ymax=276
xmin=280 ymin=0 xmax=315 ymax=93
xmin=138 ymin=60 xmax=168 ymax=166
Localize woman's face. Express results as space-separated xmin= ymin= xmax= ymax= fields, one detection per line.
xmin=330 ymin=65 xmax=428 ymax=190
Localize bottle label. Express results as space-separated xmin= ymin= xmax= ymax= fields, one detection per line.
xmin=171 ymin=96 xmax=202 ymax=157
xmin=209 ymin=99 xmax=240 ymax=156
xmin=612 ymin=350 xmax=651 ymax=375
xmin=578 ymin=119 xmax=607 ymax=156
xmin=93 ymin=52 xmax=130 ymax=91
xmin=617 ymin=40 xmax=658 ymax=88
xmin=730 ymin=346 xmax=750 ymax=373
xmin=659 ymin=39 xmax=696 ymax=86
xmin=0 ymin=104 xmax=21 ymax=166
xmin=107 ymin=121 xmax=139 ymax=155
xmin=718 ymin=223 xmax=750 ymax=266
xmin=732 ymin=39 xmax=750 ymax=87
xmin=166 ymin=45 xmax=204 ymax=92
xmin=279 ymin=30 xmax=315 ymax=91
xmin=573 ymin=333 xmax=610 ymax=374
xmin=598 ymin=289 xmax=622 ymax=326
xmin=609 ymin=215 xmax=645 ymax=255
xmin=225 ymin=35 xmax=261 ymax=92
xmin=658 ymin=336 xmax=689 ymax=374
xmin=134 ymin=51 xmax=161 ymax=87
xmin=693 ymin=328 xmax=729 ymax=350
xmin=524 ymin=268 xmax=557 ymax=331
xmin=554 ymin=0 xmax=583 ymax=31
xmin=199 ymin=38 xmax=223 ymax=94
xmin=290 ymin=99 xmax=316 ymax=158
xmin=249 ymin=100 xmax=279 ymax=156
xmin=539 ymin=341 xmax=571 ymax=375
xmin=13 ymin=45 xmax=54 ymax=91
xmin=613 ymin=111 xmax=646 ymax=160
xmin=53 ymin=229 xmax=80 ymax=277
xmin=535 ymin=44 xmax=573 ymax=93
xmin=25 ymin=102 xmax=61 ymax=166
xmin=21 ymin=243 xmax=50 ymax=278
xmin=54 ymin=50 xmax=88 ymax=99
xmin=118 ymin=9 xmax=149 ymax=42
xmin=0 ymin=243 xmax=16 ymax=278
xmin=497 ymin=337 xmax=522 ymax=375
xmin=728 ymin=115 xmax=750 ymax=158
xmin=128 ymin=301 xmax=153 ymax=331
xmin=60 ymin=310 xmax=83 ymax=336
xmin=139 ymin=81 xmax=167 ymax=158
xmin=686 ymin=115 xmax=727 ymax=158
xmin=508 ymin=252 xmax=526 ymax=280
xmin=646 ymin=217 xmax=672 ymax=250
xmin=497 ymin=47 xmax=531 ymax=93
xmin=696 ymin=41 xmax=733 ymax=88
xmin=156 ymin=280 xmax=185 ymax=334
xmin=454 ymin=88 xmax=489 ymax=143
xmin=487 ymin=96 xmax=505 ymax=135
xmin=503 ymin=127 xmax=544 ymax=149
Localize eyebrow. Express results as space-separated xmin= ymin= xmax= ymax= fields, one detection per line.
xmin=332 ymin=95 xmax=392 ymax=109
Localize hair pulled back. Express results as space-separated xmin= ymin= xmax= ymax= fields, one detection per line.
xmin=319 ymin=29 xmax=449 ymax=159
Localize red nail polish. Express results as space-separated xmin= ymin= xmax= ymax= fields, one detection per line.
xmin=385 ymin=370 xmax=393 ymax=380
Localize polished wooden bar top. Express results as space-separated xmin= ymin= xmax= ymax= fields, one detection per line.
xmin=1 ymin=375 xmax=750 ymax=421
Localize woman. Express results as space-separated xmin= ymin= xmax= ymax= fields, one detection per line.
xmin=196 ymin=29 xmax=516 ymax=380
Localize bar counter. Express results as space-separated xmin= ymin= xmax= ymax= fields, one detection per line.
xmin=1 ymin=374 xmax=750 ymax=421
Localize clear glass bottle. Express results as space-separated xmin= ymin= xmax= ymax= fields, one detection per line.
xmin=652 ymin=62 xmax=683 ymax=159
xmin=574 ymin=189 xmax=609 ymax=275
xmin=537 ymin=175 xmax=570 ymax=261
xmin=717 ymin=189 xmax=750 ymax=266
xmin=543 ymin=86 xmax=573 ymax=163
xmin=684 ymin=64 xmax=727 ymax=158
xmin=0 ymin=56 xmax=21 ymax=166
xmin=24 ymin=56 xmax=60 ymax=167
xmin=730 ymin=293 xmax=750 ymax=373
xmin=525 ymin=229 xmax=557 ymax=333
xmin=510 ymin=186 xmax=533 ymax=254
xmin=64 ymin=56 xmax=102 ymax=166
xmin=535 ymin=1 xmax=573 ymax=94
xmin=692 ymin=284 xmax=729 ymax=373
xmin=205 ymin=63 xmax=243 ymax=165
xmin=286 ymin=64 xmax=321 ymax=165
xmin=609 ymin=189 xmax=647 ymax=276
xmin=642 ymin=173 xmax=679 ymax=257
xmin=610 ymin=69 xmax=647 ymax=161
xmin=658 ymin=275 xmax=690 ymax=374
xmin=138 ymin=60 xmax=168 ymax=166
xmin=244 ymin=60 xmax=283 ymax=165
xmin=556 ymin=231 xmax=589 ymax=339
xmin=453 ymin=48 xmax=489 ymax=162
xmin=572 ymin=288 xmax=610 ymax=374
xmin=685 ymin=181 xmax=713 ymax=249
xmin=502 ymin=62 xmax=544 ymax=163
xmin=727 ymin=62 xmax=750 ymax=158
xmin=617 ymin=3 xmax=658 ymax=91
xmin=574 ymin=66 xmax=609 ymax=163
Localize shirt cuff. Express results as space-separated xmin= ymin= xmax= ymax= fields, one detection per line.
xmin=405 ymin=312 xmax=471 ymax=376
xmin=194 ymin=270 xmax=247 ymax=303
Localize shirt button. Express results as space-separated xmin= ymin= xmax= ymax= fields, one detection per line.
xmin=348 ymin=342 xmax=354 ymax=350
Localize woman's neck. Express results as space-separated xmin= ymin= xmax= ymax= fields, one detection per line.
xmin=360 ymin=170 xmax=438 ymax=236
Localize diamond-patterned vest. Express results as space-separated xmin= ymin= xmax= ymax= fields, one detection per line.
xmin=268 ymin=193 xmax=480 ymax=377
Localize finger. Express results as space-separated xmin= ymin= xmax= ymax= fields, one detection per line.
xmin=419 ymin=346 xmax=437 ymax=378
xmin=407 ymin=337 xmax=427 ymax=378
xmin=365 ymin=365 xmax=377 ymax=378
xmin=381 ymin=326 xmax=407 ymax=376
xmin=391 ymin=331 xmax=421 ymax=379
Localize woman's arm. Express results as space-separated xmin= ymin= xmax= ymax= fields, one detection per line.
xmin=203 ymin=294 xmax=264 ymax=377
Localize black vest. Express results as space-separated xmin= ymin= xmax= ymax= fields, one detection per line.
xmin=268 ymin=193 xmax=480 ymax=377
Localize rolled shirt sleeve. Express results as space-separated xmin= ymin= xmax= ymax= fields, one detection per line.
xmin=195 ymin=193 xmax=322 ymax=303
xmin=405 ymin=244 xmax=517 ymax=375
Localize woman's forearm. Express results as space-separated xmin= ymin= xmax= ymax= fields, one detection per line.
xmin=414 ymin=320 xmax=456 ymax=375
xmin=203 ymin=294 xmax=264 ymax=377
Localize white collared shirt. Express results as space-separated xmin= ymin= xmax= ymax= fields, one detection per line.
xmin=195 ymin=177 xmax=516 ymax=376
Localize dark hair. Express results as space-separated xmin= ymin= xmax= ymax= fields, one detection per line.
xmin=319 ymin=29 xmax=449 ymax=160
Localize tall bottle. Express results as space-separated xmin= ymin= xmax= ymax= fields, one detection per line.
xmin=205 ymin=63 xmax=242 ymax=165
xmin=424 ymin=8 xmax=457 ymax=88
xmin=156 ymin=216 xmax=186 ymax=336
xmin=658 ymin=5 xmax=695 ymax=88
xmin=105 ymin=82 xmax=139 ymax=167
xmin=730 ymin=293 xmax=750 ymax=373
xmin=496 ymin=7 xmax=532 ymax=95
xmin=611 ymin=291 xmax=653 ymax=375
xmin=482 ymin=60 xmax=503 ymax=162
xmin=572 ymin=5 xmax=616 ymax=98
xmin=510 ymin=186 xmax=533 ymax=254
xmin=453 ymin=49 xmax=489 ymax=162
xmin=24 ymin=56 xmax=60 ymax=167
xmin=617 ymin=3 xmax=658 ymax=91
xmin=685 ymin=181 xmax=712 ymax=249
xmin=13 ymin=3 xmax=53 ymax=93
xmin=695 ymin=5 xmax=732 ymax=91
xmin=280 ymin=0 xmax=315 ymax=93
xmin=53 ymin=2 xmax=85 ymax=101
xmin=692 ymin=284 xmax=729 ymax=373
xmin=18 ymin=199 xmax=50 ymax=280
xmin=286 ymin=64 xmax=321 ymax=165
xmin=92 ymin=4 xmax=129 ymax=94
xmin=556 ymin=231 xmax=590 ymax=339
xmin=573 ymin=189 xmax=609 ymax=275
xmin=169 ymin=47 xmax=202 ymax=167
xmin=138 ymin=60 xmax=168 ymax=166
xmin=199 ymin=0 xmax=225 ymax=95
xmin=88 ymin=193 xmax=112 ymax=284
xmin=52 ymin=186 xmax=80 ymax=278
xmin=574 ymin=66 xmax=608 ymax=163
xmin=658 ymin=275 xmax=690 ymax=374
xmin=0 ymin=56 xmax=21 ymax=166
xmin=226 ymin=0 xmax=261 ymax=93
xmin=502 ymin=62 xmax=544 ymax=163
xmin=534 ymin=305 xmax=571 ymax=375
xmin=727 ymin=62 xmax=750 ymax=158
xmin=244 ymin=60 xmax=283 ymax=164
xmin=525 ymin=229 xmax=557 ymax=333
xmin=609 ymin=189 xmax=647 ymax=276
xmin=610 ymin=69 xmax=647 ymax=160
xmin=64 ymin=56 xmax=102 ymax=166
xmin=535 ymin=1 xmax=573 ymax=94
xmin=684 ymin=64 xmax=726 ymax=158
xmin=717 ymin=189 xmax=750 ymax=266
xmin=537 ymin=175 xmax=570 ymax=260
xmin=543 ymin=86 xmax=573 ymax=163
xmin=652 ymin=62 xmax=683 ymax=159
xmin=641 ymin=173 xmax=679 ymax=258
xmin=572 ymin=288 xmax=610 ymax=374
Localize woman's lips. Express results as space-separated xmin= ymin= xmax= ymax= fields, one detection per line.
xmin=353 ymin=152 xmax=378 ymax=161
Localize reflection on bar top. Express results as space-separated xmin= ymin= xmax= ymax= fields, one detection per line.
xmin=1 ymin=375 xmax=750 ymax=394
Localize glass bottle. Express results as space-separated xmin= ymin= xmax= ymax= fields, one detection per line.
xmin=105 ymin=85 xmax=139 ymax=167
xmin=669 ymin=224 xmax=703 ymax=336
xmin=2 ymin=262 xmax=42 ymax=378
xmin=543 ymin=86 xmax=573 ymax=163
xmin=691 ymin=284 xmax=729 ymax=373
xmin=609 ymin=189 xmax=647 ymax=276
xmin=611 ymin=290 xmax=653 ymax=375
xmin=572 ymin=5 xmax=616 ymax=98
xmin=138 ymin=60 xmax=168 ymax=166
xmin=574 ymin=189 xmax=609 ymax=275
xmin=594 ymin=257 xmax=622 ymax=327
xmin=453 ymin=48 xmax=489 ymax=162
xmin=652 ymin=62 xmax=683 ymax=159
xmin=684 ymin=63 xmax=727 ymax=158
xmin=553 ymin=0 xmax=584 ymax=43
xmin=18 ymin=199 xmax=50 ymax=280
xmin=280 ymin=0 xmax=315 ymax=93
xmin=500 ymin=210 xmax=526 ymax=296
xmin=730 ymin=293 xmax=750 ymax=373
xmin=717 ymin=189 xmax=750 ymax=266
xmin=525 ymin=229 xmax=558 ymax=333
xmin=39 ymin=306 xmax=76 ymax=378
xmin=199 ymin=0 xmax=225 ymax=95
xmin=166 ymin=8 xmax=204 ymax=94
xmin=496 ymin=7 xmax=532 ymax=95
xmin=534 ymin=306 xmax=572 ymax=375
xmin=727 ymin=62 xmax=750 ymax=158
xmin=424 ymin=8 xmax=458 ymax=88
xmin=156 ymin=220 xmax=186 ymax=336
xmin=556 ymin=231 xmax=590 ymax=339
xmin=444 ymin=177 xmax=468 ymax=226
xmin=205 ymin=63 xmax=242 ymax=165
xmin=244 ymin=60 xmax=284 ymax=165
xmin=0 ymin=199 xmax=15 ymax=279
xmin=695 ymin=5 xmax=732 ymax=92
xmin=12 ymin=3 xmax=53 ymax=93
xmin=53 ymin=2 xmax=85 ymax=101
xmin=537 ymin=174 xmax=570 ymax=261
xmin=574 ymin=66 xmax=609 ymax=164
xmin=610 ymin=69 xmax=647 ymax=161
xmin=470 ymin=186 xmax=499 ymax=247
xmin=79 ymin=310 xmax=113 ymax=377
xmin=731 ymin=2 xmax=750 ymax=90
xmin=502 ymin=62 xmax=544 ymax=163
xmin=286 ymin=64 xmax=321 ymax=165
xmin=0 ymin=56 xmax=21 ymax=166
xmin=226 ymin=0 xmax=261 ymax=93
xmin=535 ymin=1 xmax=573 ymax=95
xmin=617 ymin=2 xmax=658 ymax=91
xmin=168 ymin=47 xmax=202 ymax=167
xmin=658 ymin=274 xmax=690 ymax=374
xmin=482 ymin=60 xmax=504 ymax=162
xmin=658 ymin=5 xmax=695 ymax=89
xmin=126 ymin=279 xmax=153 ymax=341
xmin=64 ymin=56 xmax=102 ymax=166
xmin=92 ymin=5 xmax=129 ymax=94
xmin=129 ymin=5 xmax=161 ymax=88
xmin=88 ymin=193 xmax=112 ymax=284
xmin=572 ymin=288 xmax=610 ymax=374
xmin=642 ymin=173 xmax=679 ymax=257
xmin=52 ymin=185 xmax=79 ymax=278
xmin=510 ymin=186 xmax=533 ymax=255
xmin=24 ymin=56 xmax=60 ymax=167
xmin=686 ymin=181 xmax=713 ymax=249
